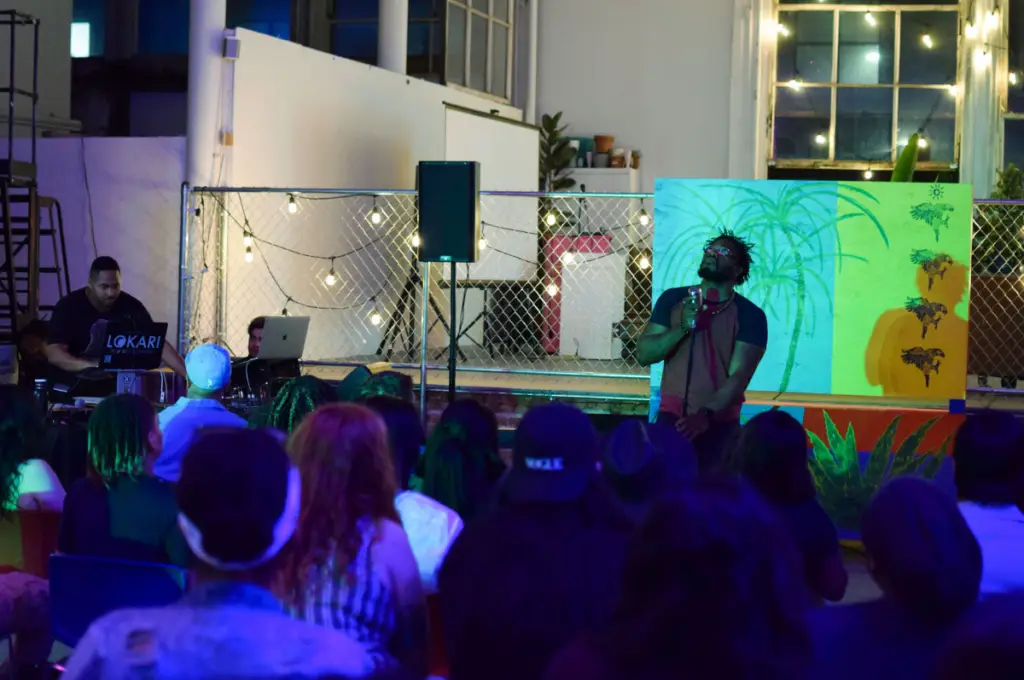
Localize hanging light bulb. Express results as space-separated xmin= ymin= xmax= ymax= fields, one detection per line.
xmin=324 ymin=269 xmax=337 ymax=286
xmin=921 ymin=34 xmax=933 ymax=49
xmin=986 ymin=10 xmax=999 ymax=31
xmin=917 ymin=136 xmax=929 ymax=149
xmin=965 ymin=22 xmax=978 ymax=39
xmin=411 ymin=234 xmax=421 ymax=248
xmin=244 ymin=246 xmax=254 ymax=263
xmin=863 ymin=170 xmax=874 ymax=180
xmin=243 ymin=231 xmax=252 ymax=247
xmin=947 ymin=83 xmax=959 ymax=96
xmin=544 ymin=213 xmax=557 ymax=227
xmin=561 ymin=251 xmax=576 ymax=265
xmin=864 ymin=11 xmax=877 ymax=27
xmin=478 ymin=237 xmax=488 ymax=251
xmin=370 ymin=309 xmax=382 ymax=326
xmin=368 ymin=198 xmax=382 ymax=225
xmin=976 ymin=49 xmax=992 ymax=68
xmin=638 ymin=255 xmax=651 ymax=270
xmin=776 ymin=23 xmax=790 ymax=37
xmin=545 ymin=283 xmax=559 ymax=297
xmin=814 ymin=133 xmax=828 ymax=146
xmin=787 ymin=79 xmax=803 ymax=91
xmin=281 ymin=306 xmax=289 ymax=316
xmin=1011 ymin=72 xmax=1019 ymax=86
xmin=287 ymin=195 xmax=298 ymax=214
xmin=638 ymin=210 xmax=651 ymax=227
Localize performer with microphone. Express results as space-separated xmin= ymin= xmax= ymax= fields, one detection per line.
xmin=637 ymin=231 xmax=767 ymax=472
xmin=45 ymin=256 xmax=187 ymax=396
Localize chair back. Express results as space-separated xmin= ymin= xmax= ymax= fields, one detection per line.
xmin=49 ymin=554 xmax=187 ymax=647
xmin=19 ymin=510 xmax=61 ymax=578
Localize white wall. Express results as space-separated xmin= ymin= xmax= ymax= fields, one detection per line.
xmin=230 ymin=28 xmax=523 ymax=190
xmin=537 ymin=0 xmax=736 ymax=190
xmin=5 ymin=137 xmax=185 ymax=342
xmin=0 ymin=0 xmax=76 ymax=134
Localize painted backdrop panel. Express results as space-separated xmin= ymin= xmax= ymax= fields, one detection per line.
xmin=652 ymin=179 xmax=838 ymax=401
xmin=832 ymin=182 xmax=972 ymax=399
xmin=652 ymin=179 xmax=972 ymax=404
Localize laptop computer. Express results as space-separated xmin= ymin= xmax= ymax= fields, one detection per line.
xmin=93 ymin=320 xmax=169 ymax=371
xmin=258 ymin=316 xmax=310 ymax=360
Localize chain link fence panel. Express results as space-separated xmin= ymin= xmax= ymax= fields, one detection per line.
xmin=178 ymin=190 xmax=1024 ymax=391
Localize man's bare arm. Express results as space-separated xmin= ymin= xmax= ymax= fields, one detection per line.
xmin=44 ymin=343 xmax=98 ymax=373
xmin=703 ymin=340 xmax=765 ymax=413
xmin=636 ymin=321 xmax=688 ymax=368
xmin=161 ymin=342 xmax=187 ymax=379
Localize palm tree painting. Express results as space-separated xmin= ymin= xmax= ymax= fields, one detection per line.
xmin=652 ymin=180 xmax=889 ymax=395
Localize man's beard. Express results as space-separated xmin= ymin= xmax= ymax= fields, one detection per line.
xmin=698 ymin=265 xmax=732 ymax=284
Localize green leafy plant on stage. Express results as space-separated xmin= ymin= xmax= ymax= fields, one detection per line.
xmin=657 ymin=182 xmax=889 ymax=393
xmin=807 ymin=411 xmax=949 ymax=532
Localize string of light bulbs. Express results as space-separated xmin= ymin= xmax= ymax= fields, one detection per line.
xmin=218 ymin=193 xmax=394 ymax=322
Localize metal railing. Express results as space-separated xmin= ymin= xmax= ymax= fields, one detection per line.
xmin=177 ymin=187 xmax=1024 ymax=396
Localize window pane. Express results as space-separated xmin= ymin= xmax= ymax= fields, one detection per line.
xmin=335 ymin=0 xmax=379 ymax=19
xmin=897 ymin=89 xmax=955 ymax=163
xmin=490 ymin=22 xmax=508 ymax=97
xmin=138 ymin=0 xmax=189 ymax=55
xmin=447 ymin=3 xmax=467 ymax=85
xmin=773 ymin=86 xmax=831 ymax=160
xmin=410 ymin=0 xmax=439 ymax=18
xmin=1005 ymin=119 xmax=1024 ymax=171
xmin=1010 ymin=0 xmax=1024 ymax=112
xmin=777 ymin=11 xmax=833 ymax=84
xmin=469 ymin=13 xmax=488 ymax=91
xmin=333 ymin=22 xmax=377 ymax=60
xmin=899 ymin=11 xmax=957 ymax=85
xmin=836 ymin=88 xmax=893 ymax=161
xmin=472 ymin=0 xmax=488 ymax=11
xmin=72 ymin=0 xmax=105 ymax=57
xmin=493 ymin=0 xmax=510 ymax=22
xmin=838 ymin=10 xmax=894 ymax=85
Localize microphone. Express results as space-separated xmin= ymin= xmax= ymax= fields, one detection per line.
xmin=686 ymin=286 xmax=703 ymax=329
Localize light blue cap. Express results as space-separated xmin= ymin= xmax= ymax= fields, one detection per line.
xmin=185 ymin=344 xmax=232 ymax=391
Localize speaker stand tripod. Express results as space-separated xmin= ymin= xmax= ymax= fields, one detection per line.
xmin=376 ymin=262 xmax=465 ymax=363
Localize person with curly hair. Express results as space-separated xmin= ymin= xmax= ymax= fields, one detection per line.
xmin=545 ymin=477 xmax=812 ymax=680
xmin=637 ymin=230 xmax=768 ymax=473
xmin=58 ymin=394 xmax=188 ymax=566
xmin=278 ymin=403 xmax=427 ymax=675
xmin=251 ymin=375 xmax=337 ymax=433
xmin=415 ymin=399 xmax=505 ymax=524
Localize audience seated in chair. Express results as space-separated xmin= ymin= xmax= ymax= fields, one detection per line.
xmin=809 ymin=476 xmax=982 ymax=680
xmin=952 ymin=410 xmax=1024 ymax=595
xmin=366 ymin=395 xmax=462 ymax=596
xmin=439 ymin=403 xmax=633 ymax=680
xmin=415 ymin=399 xmax=506 ymax=525
xmin=59 ymin=394 xmax=188 ymax=566
xmin=545 ymin=477 xmax=813 ymax=680
xmin=601 ymin=419 xmax=696 ymax=522
xmin=731 ymin=409 xmax=848 ymax=602
xmin=154 ymin=344 xmax=246 ymax=483
xmin=59 ymin=428 xmax=375 ymax=680
xmin=278 ymin=403 xmax=428 ymax=676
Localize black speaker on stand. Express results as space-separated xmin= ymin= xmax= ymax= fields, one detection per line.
xmin=417 ymin=161 xmax=481 ymax=403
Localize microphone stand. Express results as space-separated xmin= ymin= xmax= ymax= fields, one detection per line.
xmin=682 ymin=322 xmax=699 ymax=417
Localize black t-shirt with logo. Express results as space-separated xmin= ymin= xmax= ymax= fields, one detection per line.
xmin=47 ymin=287 xmax=153 ymax=390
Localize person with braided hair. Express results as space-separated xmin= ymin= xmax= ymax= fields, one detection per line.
xmin=250 ymin=375 xmax=337 ymax=433
xmin=58 ymin=394 xmax=188 ymax=566
xmin=415 ymin=399 xmax=505 ymax=525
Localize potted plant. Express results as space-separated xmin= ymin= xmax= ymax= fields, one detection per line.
xmin=631 ymin=150 xmax=642 ymax=170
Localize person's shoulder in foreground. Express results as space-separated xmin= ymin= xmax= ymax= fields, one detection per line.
xmin=61 ymin=604 xmax=376 ymax=679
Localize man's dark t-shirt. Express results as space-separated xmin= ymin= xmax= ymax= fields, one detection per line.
xmin=47 ymin=288 xmax=152 ymax=388
xmin=650 ymin=288 xmax=767 ymax=419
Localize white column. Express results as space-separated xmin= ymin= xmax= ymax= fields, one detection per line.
xmin=186 ymin=0 xmax=227 ymax=188
xmin=378 ymin=0 xmax=409 ymax=74
xmin=526 ymin=0 xmax=538 ymax=124
xmin=728 ymin=0 xmax=773 ymax=179
xmin=960 ymin=0 xmax=1005 ymax=198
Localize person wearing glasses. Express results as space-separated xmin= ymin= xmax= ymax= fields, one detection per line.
xmin=637 ymin=230 xmax=768 ymax=473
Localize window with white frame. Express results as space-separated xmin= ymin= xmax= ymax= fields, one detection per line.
xmin=1004 ymin=0 xmax=1024 ymax=171
xmin=445 ymin=0 xmax=513 ymax=100
xmin=70 ymin=22 xmax=91 ymax=58
xmin=771 ymin=1 xmax=960 ymax=171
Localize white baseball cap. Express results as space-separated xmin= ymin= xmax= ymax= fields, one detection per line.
xmin=185 ymin=344 xmax=232 ymax=391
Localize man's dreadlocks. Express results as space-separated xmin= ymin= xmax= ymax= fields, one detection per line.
xmin=706 ymin=229 xmax=755 ymax=286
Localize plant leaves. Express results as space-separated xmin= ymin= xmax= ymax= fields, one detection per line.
xmin=822 ymin=412 xmax=850 ymax=470
xmin=888 ymin=417 xmax=939 ymax=479
xmin=808 ymin=430 xmax=837 ymax=468
xmin=864 ymin=416 xmax=901 ymax=483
